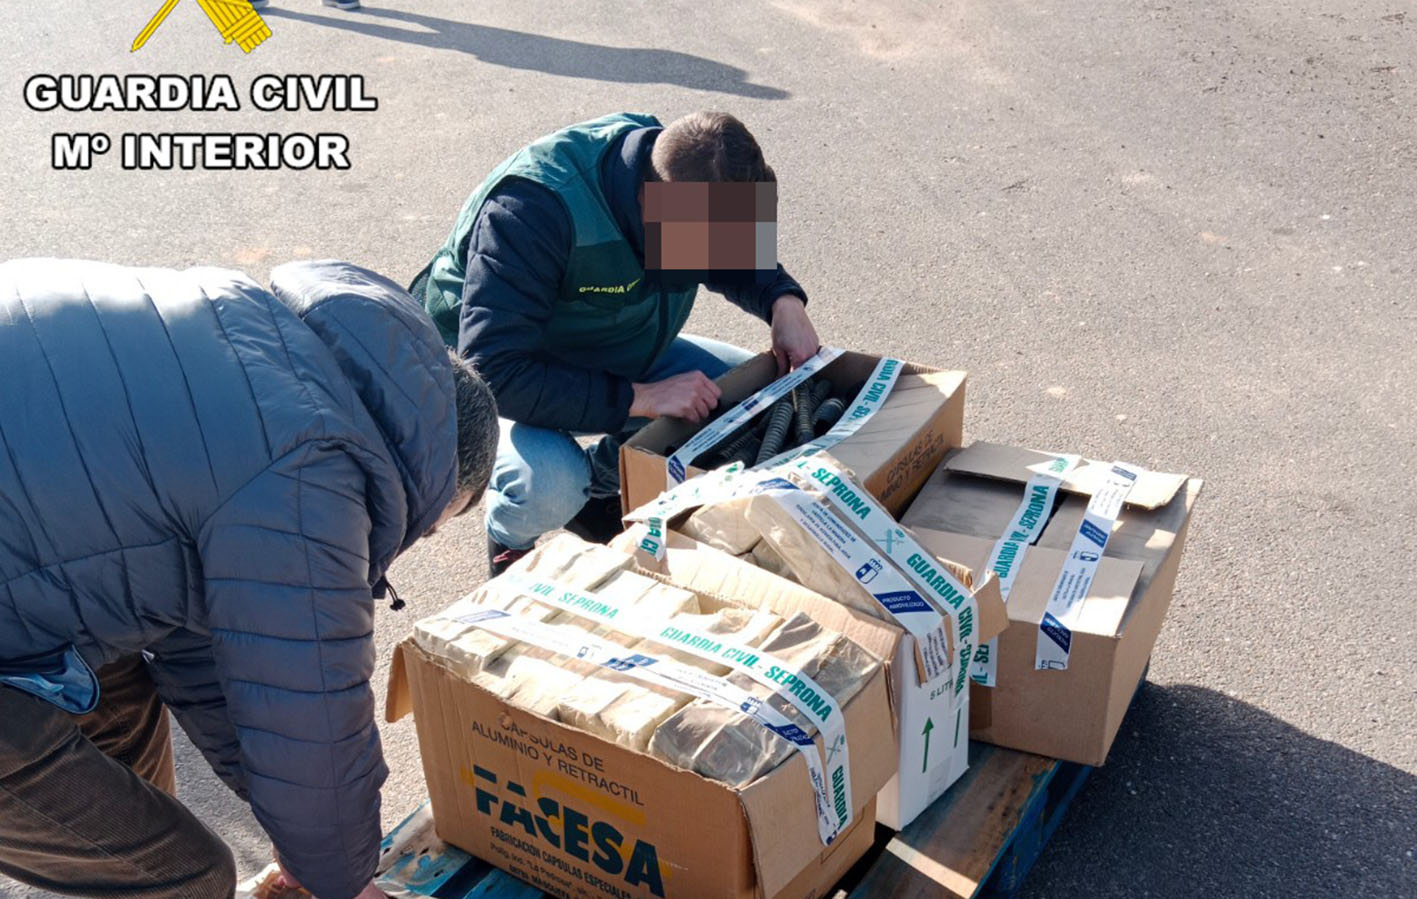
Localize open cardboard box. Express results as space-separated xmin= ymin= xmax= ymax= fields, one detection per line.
xmin=620 ymin=351 xmax=966 ymax=517
xmin=615 ymin=527 xmax=1006 ymax=831
xmin=901 ymin=442 xmax=1204 ymax=765
xmin=386 ymin=542 xmax=895 ymax=899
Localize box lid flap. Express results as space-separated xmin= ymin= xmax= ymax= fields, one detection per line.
xmin=912 ymin=530 xmax=1145 ymax=636
xmin=825 ymin=370 xmax=965 ymax=473
xmin=971 ymin=569 xmax=1008 ymax=644
xmin=384 ymin=641 xmax=413 ymax=724
xmin=945 ymin=442 xmax=1188 ymax=510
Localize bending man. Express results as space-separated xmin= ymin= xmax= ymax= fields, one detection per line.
xmin=0 ymin=259 xmax=498 ymax=899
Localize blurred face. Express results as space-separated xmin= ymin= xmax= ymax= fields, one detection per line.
xmin=642 ymin=181 xmax=777 ymax=286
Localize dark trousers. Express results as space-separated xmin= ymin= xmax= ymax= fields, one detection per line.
xmin=0 ymin=656 xmax=236 ymax=898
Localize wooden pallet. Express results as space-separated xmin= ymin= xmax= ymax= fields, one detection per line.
xmin=841 ymin=745 xmax=1091 ymax=899
xmin=368 ymin=743 xmax=1092 ymax=899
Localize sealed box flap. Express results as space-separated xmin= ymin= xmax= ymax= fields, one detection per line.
xmin=826 ymin=370 xmax=965 ymax=472
xmin=913 ymin=530 xmax=1145 ymax=636
xmin=623 ymin=528 xmax=905 ymax=666
xmin=970 ymin=570 xmax=1008 ymax=644
xmin=384 ymin=641 xmax=414 ymax=724
xmin=945 ymin=442 xmax=1188 ymax=510
xmin=890 ymin=520 xmax=1007 ymax=645
xmin=737 ymin=665 xmax=894 ymax=897
xmin=618 ymin=527 xmax=908 ymax=732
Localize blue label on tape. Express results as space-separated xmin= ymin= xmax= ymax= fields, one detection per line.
xmin=874 ymin=590 xmax=934 ymax=615
xmin=752 ymin=477 xmax=799 ymax=494
xmin=667 ymin=457 xmax=686 ymax=483
xmin=1079 ymin=519 xmax=1109 ymax=547
xmin=766 ymin=722 xmax=816 ymax=746
xmin=604 ymin=653 xmax=659 ymax=672
xmin=1039 ymin=612 xmax=1072 ymax=653
xmin=855 ymin=559 xmax=882 ymax=584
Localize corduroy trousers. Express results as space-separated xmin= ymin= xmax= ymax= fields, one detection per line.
xmin=0 ymin=656 xmax=236 ymax=898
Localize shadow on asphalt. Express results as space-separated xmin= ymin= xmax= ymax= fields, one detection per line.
xmin=264 ymin=7 xmax=790 ymax=100
xmin=1025 ymin=683 xmax=1416 ymax=897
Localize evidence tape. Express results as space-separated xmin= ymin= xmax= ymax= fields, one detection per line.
xmin=755 ymin=356 xmax=905 ymax=470
xmin=634 ymin=355 xmax=906 ymax=557
xmin=778 ymin=456 xmax=979 ymax=697
xmin=971 ymin=454 xmax=1080 ymax=687
xmin=755 ymin=482 xmax=952 ymax=684
xmin=456 ymin=606 xmax=851 ymax=846
xmin=1034 ymin=462 xmax=1140 ymax=671
xmin=495 ymin=571 xmax=851 ymax=840
xmin=665 ymin=346 xmax=843 ymax=489
xmin=627 ymin=456 xmax=978 ymax=695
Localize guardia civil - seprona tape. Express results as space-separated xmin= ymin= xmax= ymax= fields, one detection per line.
xmin=971 ymin=454 xmax=1080 ymax=686
xmin=664 ymin=348 xmax=907 ymax=489
xmin=1034 ymin=462 xmax=1140 ymax=671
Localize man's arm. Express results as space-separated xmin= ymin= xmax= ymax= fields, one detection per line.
xmin=144 ymin=629 xmax=249 ymax=801
xmin=707 ymin=265 xmax=820 ymax=374
xmin=705 ymin=263 xmax=807 ymax=323
xmin=198 ymin=443 xmax=386 ymax=899
xmin=458 ymin=181 xmax=636 ymax=433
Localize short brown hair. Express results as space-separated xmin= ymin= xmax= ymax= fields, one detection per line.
xmin=652 ymin=112 xmax=776 ymax=183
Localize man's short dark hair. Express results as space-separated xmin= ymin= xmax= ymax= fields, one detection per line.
xmin=449 ymin=351 xmax=498 ymax=503
xmin=652 ymin=112 xmax=776 ymax=183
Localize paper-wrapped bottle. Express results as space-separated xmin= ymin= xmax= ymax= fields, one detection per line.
xmin=556 ymin=606 xmax=783 ymax=751
xmin=413 ymin=537 xmax=632 ymax=677
xmin=648 ymin=611 xmax=879 ymax=786
xmin=468 ymin=568 xmax=701 ymax=710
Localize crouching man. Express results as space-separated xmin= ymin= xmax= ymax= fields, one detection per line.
xmin=413 ymin=111 xmax=822 ymax=575
xmin=0 ymin=259 xmax=498 ymax=899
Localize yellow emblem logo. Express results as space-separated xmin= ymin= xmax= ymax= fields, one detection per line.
xmin=132 ymin=0 xmax=271 ymax=54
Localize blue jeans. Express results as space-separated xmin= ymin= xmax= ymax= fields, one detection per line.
xmin=485 ymin=335 xmax=754 ymax=550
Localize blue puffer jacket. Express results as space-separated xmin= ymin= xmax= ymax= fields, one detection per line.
xmin=0 ymin=258 xmax=457 ymax=899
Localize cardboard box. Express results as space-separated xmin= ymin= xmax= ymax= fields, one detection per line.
xmin=386 ymin=554 xmax=896 ymax=899
xmin=901 ymin=442 xmax=1203 ymax=765
xmin=616 ymin=527 xmax=1005 ymax=831
xmin=620 ymin=352 xmax=966 ymax=517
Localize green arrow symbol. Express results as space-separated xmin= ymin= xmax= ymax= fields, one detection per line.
xmin=921 ymin=717 xmax=935 ymax=773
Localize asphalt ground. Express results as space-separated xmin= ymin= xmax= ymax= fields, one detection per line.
xmin=1 ymin=2 xmax=1413 ymax=896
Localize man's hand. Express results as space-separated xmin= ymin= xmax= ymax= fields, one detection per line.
xmin=630 ymin=371 xmax=722 ymax=423
xmin=770 ymin=294 xmax=820 ymax=374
